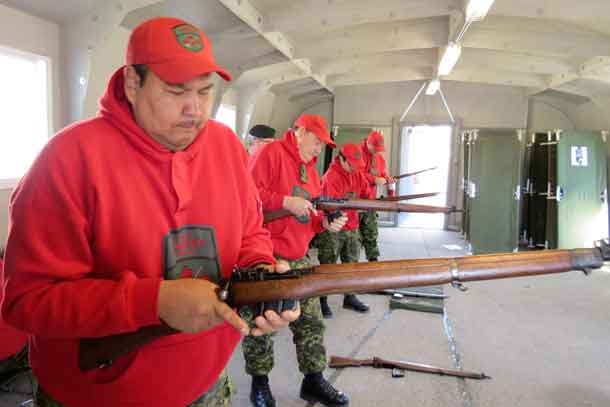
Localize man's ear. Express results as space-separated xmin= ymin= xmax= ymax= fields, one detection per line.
xmin=123 ymin=66 xmax=140 ymax=104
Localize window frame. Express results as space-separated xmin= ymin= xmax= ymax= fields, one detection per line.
xmin=0 ymin=45 xmax=53 ymax=190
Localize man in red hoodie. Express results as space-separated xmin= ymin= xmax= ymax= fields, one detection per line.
xmin=317 ymin=143 xmax=371 ymax=318
xmin=1 ymin=17 xmax=299 ymax=407
xmin=246 ymin=115 xmax=350 ymax=407
xmin=359 ymin=131 xmax=394 ymax=262
xmin=0 ymin=247 xmax=29 ymax=386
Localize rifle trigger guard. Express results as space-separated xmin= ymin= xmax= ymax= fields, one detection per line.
xmin=449 ymin=259 xmax=468 ymax=292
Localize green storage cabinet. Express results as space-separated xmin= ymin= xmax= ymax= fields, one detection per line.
xmin=463 ymin=129 xmax=525 ymax=254
xmin=556 ymin=130 xmax=608 ymax=248
xmin=522 ymin=129 xmax=608 ymax=250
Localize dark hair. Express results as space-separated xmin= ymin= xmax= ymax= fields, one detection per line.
xmin=132 ymin=64 xmax=149 ymax=86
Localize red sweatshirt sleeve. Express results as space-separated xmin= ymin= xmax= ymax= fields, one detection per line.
xmin=236 ymin=148 xmax=276 ymax=268
xmin=378 ymin=155 xmax=389 ymax=178
xmin=321 ymin=172 xmax=344 ymax=199
xmin=249 ymin=148 xmax=285 ymax=211
xmin=2 ymin=141 xmax=160 ymax=338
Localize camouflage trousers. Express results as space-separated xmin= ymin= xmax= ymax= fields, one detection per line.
xmin=36 ymin=369 xmax=234 ymax=407
xmin=359 ymin=211 xmax=380 ymax=261
xmin=317 ymin=229 xmax=361 ymax=296
xmin=317 ymin=229 xmax=361 ymax=265
xmin=0 ymin=346 xmax=29 ymax=384
xmin=240 ymin=256 xmax=326 ymax=376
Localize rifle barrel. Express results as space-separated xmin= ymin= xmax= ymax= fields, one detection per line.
xmin=229 ymin=248 xmax=603 ymax=306
xmin=379 ymin=192 xmax=440 ymax=202
xmin=394 ymin=166 xmax=437 ymax=180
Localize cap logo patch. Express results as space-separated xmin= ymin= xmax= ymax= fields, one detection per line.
xmin=173 ymin=24 xmax=203 ymax=52
xmin=354 ymin=152 xmax=361 ymax=159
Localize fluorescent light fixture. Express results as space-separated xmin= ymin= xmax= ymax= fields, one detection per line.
xmin=466 ymin=0 xmax=496 ymax=22
xmin=425 ymin=79 xmax=440 ymax=95
xmin=438 ymin=42 xmax=462 ymax=76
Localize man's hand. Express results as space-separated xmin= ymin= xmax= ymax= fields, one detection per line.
xmin=249 ymin=261 xmax=300 ymax=336
xmin=283 ymin=196 xmax=314 ymax=217
xmin=251 ymin=303 xmax=301 ymax=336
xmin=374 ymin=176 xmax=388 ymax=186
xmin=386 ymin=176 xmax=396 ymax=184
xmin=158 ymin=279 xmax=250 ymax=335
xmin=323 ymin=214 xmax=348 ymax=232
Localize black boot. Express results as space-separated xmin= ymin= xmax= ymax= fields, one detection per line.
xmin=320 ymin=296 xmax=333 ymax=319
xmin=343 ymin=294 xmax=370 ymax=313
xmin=300 ymin=372 xmax=349 ymax=406
xmin=250 ymin=375 xmax=276 ymax=407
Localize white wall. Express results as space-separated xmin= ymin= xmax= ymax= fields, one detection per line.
xmin=0 ymin=4 xmax=62 ymax=246
xmin=334 ymin=81 xmax=529 ymax=129
xmin=269 ymin=95 xmax=333 ymax=136
xmin=527 ymin=99 xmax=576 ymax=131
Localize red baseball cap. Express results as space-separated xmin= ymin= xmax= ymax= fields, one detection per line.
xmin=339 ymin=143 xmax=365 ymax=170
xmin=294 ymin=114 xmax=336 ymax=148
xmin=367 ymin=131 xmax=385 ymax=152
xmin=126 ymin=17 xmax=231 ymax=84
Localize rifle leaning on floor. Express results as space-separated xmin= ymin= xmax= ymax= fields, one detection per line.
xmin=393 ymin=166 xmax=437 ymax=180
xmin=79 ymin=240 xmax=609 ymax=372
xmin=263 ymin=197 xmax=457 ymax=224
xmin=378 ymin=192 xmax=440 ymax=202
xmin=329 ymin=355 xmax=490 ymax=380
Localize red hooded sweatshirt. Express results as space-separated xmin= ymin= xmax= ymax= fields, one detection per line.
xmin=361 ymin=139 xmax=388 ymax=199
xmin=249 ymin=130 xmax=324 ymax=260
xmin=1 ymin=68 xmax=274 ymax=407
xmin=321 ymin=157 xmax=370 ymax=231
xmin=0 ymin=257 xmax=27 ymax=359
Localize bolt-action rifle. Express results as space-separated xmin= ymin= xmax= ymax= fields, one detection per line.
xmin=378 ymin=192 xmax=440 ymax=202
xmin=78 ymin=240 xmax=609 ymax=372
xmin=263 ymin=197 xmax=457 ymax=224
xmin=329 ymin=355 xmax=490 ymax=380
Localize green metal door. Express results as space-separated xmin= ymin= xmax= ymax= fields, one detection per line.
xmin=467 ymin=129 xmax=524 ymax=254
xmin=556 ymin=130 xmax=608 ymax=248
xmin=461 ymin=131 xmax=474 ymax=242
xmin=322 ymin=127 xmax=372 ymax=175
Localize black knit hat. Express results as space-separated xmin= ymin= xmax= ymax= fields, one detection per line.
xmin=248 ymin=124 xmax=276 ymax=139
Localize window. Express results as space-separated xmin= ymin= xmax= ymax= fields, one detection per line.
xmin=214 ymin=104 xmax=236 ymax=133
xmin=0 ymin=46 xmax=51 ymax=189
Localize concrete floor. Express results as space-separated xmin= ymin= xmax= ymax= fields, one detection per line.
xmin=2 ymin=228 xmax=610 ymax=406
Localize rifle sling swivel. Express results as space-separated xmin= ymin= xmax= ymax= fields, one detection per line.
xmin=449 ymin=259 xmax=468 ymax=291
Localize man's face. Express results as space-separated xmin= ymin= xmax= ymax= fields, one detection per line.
xmin=295 ymin=128 xmax=324 ymax=163
xmin=248 ymin=138 xmax=274 ymax=155
xmin=366 ymin=140 xmax=378 ymax=154
xmin=124 ymin=67 xmax=215 ymax=151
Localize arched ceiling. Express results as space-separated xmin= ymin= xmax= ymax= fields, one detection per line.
xmin=3 ymin=0 xmax=610 ymax=103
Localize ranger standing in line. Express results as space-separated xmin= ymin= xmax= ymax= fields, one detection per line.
xmin=1 ymin=17 xmax=299 ymax=407
xmin=246 ymin=124 xmax=276 ymax=156
xmin=359 ymin=131 xmax=394 ymax=262
xmin=317 ymin=143 xmax=371 ymax=318
xmin=245 ymin=114 xmax=350 ymax=407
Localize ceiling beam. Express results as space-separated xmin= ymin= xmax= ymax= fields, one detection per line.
xmin=216 ymin=0 xmax=331 ymax=92
xmin=296 ymin=17 xmax=448 ymax=60
xmin=329 ymin=67 xmax=432 ymax=88
xmin=445 ymin=68 xmax=547 ymax=88
xmin=465 ymin=16 xmax=610 ymax=58
xmin=264 ymin=0 xmax=459 ymax=35
xmin=233 ymin=60 xmax=313 ymax=88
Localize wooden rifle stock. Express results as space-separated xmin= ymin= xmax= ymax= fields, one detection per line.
xmin=328 ymin=355 xmax=491 ymax=380
xmin=378 ymin=192 xmax=440 ymax=202
xmin=79 ymin=241 xmax=609 ymax=372
xmin=393 ymin=166 xmax=437 ymax=180
xmin=262 ymin=197 xmax=455 ymax=224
